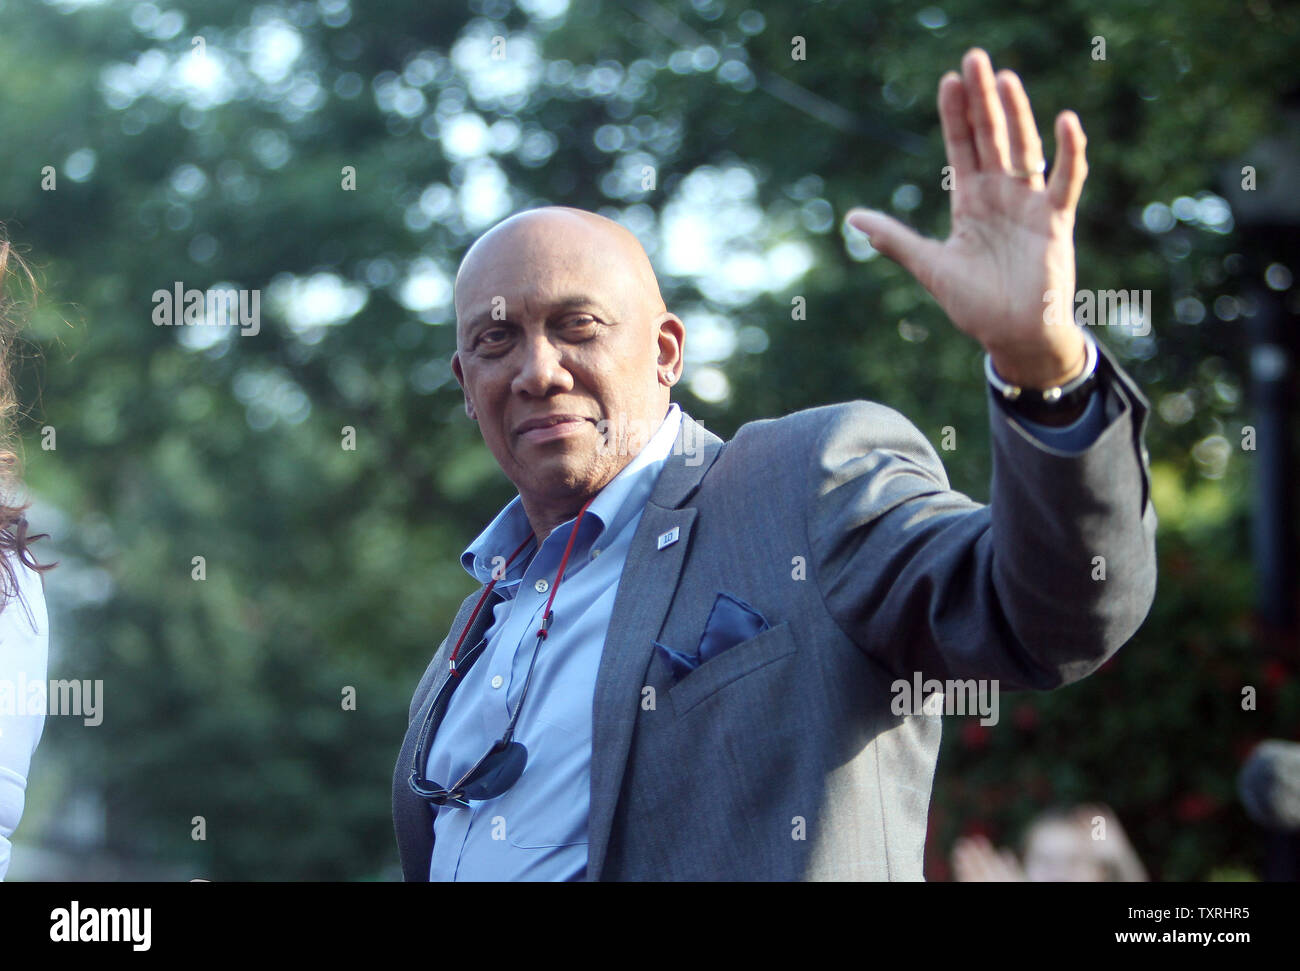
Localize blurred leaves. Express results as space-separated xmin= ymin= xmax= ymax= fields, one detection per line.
xmin=1 ymin=0 xmax=1296 ymax=878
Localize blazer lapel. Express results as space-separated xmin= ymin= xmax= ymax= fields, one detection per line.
xmin=586 ymin=410 xmax=725 ymax=880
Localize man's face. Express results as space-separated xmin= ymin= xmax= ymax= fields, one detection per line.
xmin=451 ymin=211 xmax=681 ymax=518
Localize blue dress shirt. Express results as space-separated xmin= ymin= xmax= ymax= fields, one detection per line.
xmin=427 ymin=403 xmax=684 ymax=881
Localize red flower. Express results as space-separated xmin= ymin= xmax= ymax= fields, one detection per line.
xmin=1175 ymin=793 xmax=1217 ymax=822
xmin=1013 ymin=703 xmax=1039 ymax=732
xmin=1265 ymin=660 xmax=1290 ymax=689
xmin=925 ymin=819 xmax=952 ymax=881
xmin=962 ymin=720 xmax=990 ymax=750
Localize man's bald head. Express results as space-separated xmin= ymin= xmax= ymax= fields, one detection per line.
xmin=454 ymin=206 xmax=665 ymax=344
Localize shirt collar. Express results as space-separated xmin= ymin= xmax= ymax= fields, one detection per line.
xmin=460 ymin=403 xmax=683 ymax=588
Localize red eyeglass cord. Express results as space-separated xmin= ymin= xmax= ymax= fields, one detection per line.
xmin=447 ymin=494 xmax=596 ymax=675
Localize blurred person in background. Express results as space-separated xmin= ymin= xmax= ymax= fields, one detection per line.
xmin=952 ymin=803 xmax=1148 ymax=881
xmin=0 ymin=234 xmax=54 ymax=881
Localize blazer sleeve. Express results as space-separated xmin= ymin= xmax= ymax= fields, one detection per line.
xmin=806 ymin=340 xmax=1157 ymax=691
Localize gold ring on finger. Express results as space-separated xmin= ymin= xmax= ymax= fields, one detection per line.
xmin=1008 ymin=160 xmax=1047 ymax=179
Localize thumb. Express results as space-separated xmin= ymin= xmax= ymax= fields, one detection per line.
xmin=845 ymin=207 xmax=942 ymax=292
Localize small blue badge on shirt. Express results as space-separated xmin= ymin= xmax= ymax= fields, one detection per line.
xmin=657 ymin=526 xmax=680 ymax=550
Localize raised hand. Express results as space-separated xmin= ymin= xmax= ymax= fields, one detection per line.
xmin=846 ymin=48 xmax=1088 ymax=390
xmin=952 ymin=834 xmax=1027 ymax=882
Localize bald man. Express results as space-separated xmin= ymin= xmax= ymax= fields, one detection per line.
xmin=393 ymin=49 xmax=1157 ymax=880
xmin=448 ymin=205 xmax=685 ymax=546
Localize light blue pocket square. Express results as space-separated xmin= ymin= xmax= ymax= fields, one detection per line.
xmin=654 ymin=592 xmax=771 ymax=683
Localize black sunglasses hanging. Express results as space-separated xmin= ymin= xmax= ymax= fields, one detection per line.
xmin=409 ymin=493 xmax=597 ymax=807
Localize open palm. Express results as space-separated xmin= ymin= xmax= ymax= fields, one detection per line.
xmin=848 ymin=49 xmax=1089 ymax=386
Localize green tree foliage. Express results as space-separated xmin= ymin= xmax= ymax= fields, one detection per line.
xmin=2 ymin=0 xmax=1296 ymax=879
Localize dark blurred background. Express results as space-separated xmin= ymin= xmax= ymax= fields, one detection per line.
xmin=1 ymin=0 xmax=1297 ymax=880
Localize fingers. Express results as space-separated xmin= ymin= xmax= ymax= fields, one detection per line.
xmin=962 ymin=49 xmax=1010 ymax=172
xmin=1047 ymin=109 xmax=1088 ymax=212
xmin=952 ymin=835 xmax=1025 ymax=882
xmin=997 ymin=847 xmax=1026 ymax=881
xmin=948 ymin=48 xmax=1086 ymax=212
xmin=996 ymin=70 xmax=1046 ymax=188
xmin=952 ymin=836 xmax=994 ymax=882
xmin=938 ymin=71 xmax=978 ymax=180
xmin=845 ymin=208 xmax=944 ymax=294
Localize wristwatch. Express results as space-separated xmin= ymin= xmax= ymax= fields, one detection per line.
xmin=984 ymin=331 xmax=1100 ymax=423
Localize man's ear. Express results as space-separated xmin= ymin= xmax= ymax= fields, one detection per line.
xmin=451 ymin=352 xmax=477 ymax=421
xmin=655 ymin=312 xmax=686 ymax=385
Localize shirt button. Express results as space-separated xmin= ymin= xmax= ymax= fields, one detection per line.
xmin=490 ymin=675 xmax=504 ymax=689
xmin=534 ymin=578 xmax=549 ymax=593
xmin=591 ymin=547 xmax=602 ymax=558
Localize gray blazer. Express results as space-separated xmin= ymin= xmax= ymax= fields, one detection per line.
xmin=393 ymin=342 xmax=1157 ymax=880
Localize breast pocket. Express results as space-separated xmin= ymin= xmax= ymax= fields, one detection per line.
xmin=505 ymin=716 xmax=590 ymax=850
xmin=667 ymin=621 xmax=798 ymax=717
xmin=508 ymin=829 xmax=588 ymax=850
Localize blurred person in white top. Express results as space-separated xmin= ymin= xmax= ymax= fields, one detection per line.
xmin=0 ymin=235 xmax=54 ymax=880
xmin=0 ymin=552 xmax=48 ymax=880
